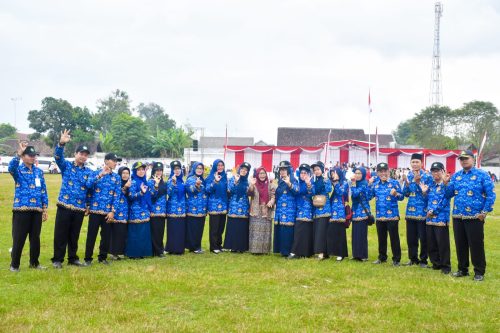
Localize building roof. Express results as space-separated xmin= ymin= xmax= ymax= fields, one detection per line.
xmin=199 ymin=136 xmax=254 ymax=149
xmin=2 ymin=133 xmax=53 ymax=156
xmin=277 ymin=127 xmax=394 ymax=147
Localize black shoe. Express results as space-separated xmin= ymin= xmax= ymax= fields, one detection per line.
xmin=473 ymin=274 xmax=484 ymax=282
xmin=52 ymin=261 xmax=63 ymax=269
xmin=29 ymin=264 xmax=47 ymax=270
xmin=287 ymin=254 xmax=298 ymax=260
xmin=158 ymin=253 xmax=166 ymax=258
xmin=9 ymin=266 xmax=20 ymax=273
xmin=392 ymin=261 xmax=400 ymax=267
xmin=451 ymin=271 xmax=469 ymax=278
xmin=373 ymin=259 xmax=386 ymax=264
xmin=403 ymin=261 xmax=416 ymax=266
xmin=98 ymin=260 xmax=110 ymax=265
xmin=68 ymin=260 xmax=85 ymax=267
xmin=84 ymin=260 xmax=92 ymax=267
xmin=432 ymin=265 xmax=441 ymax=270
xmin=441 ymin=269 xmax=451 ymax=275
xmin=419 ymin=263 xmax=429 ymax=268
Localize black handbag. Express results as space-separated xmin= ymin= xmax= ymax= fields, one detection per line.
xmin=359 ymin=193 xmax=375 ymax=226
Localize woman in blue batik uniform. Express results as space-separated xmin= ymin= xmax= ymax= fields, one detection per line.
xmin=205 ymin=159 xmax=228 ymax=254
xmin=148 ymin=162 xmax=167 ymax=257
xmin=327 ymin=167 xmax=349 ymax=261
xmin=273 ymin=161 xmax=299 ymax=257
xmin=311 ymin=161 xmax=332 ymax=260
xmin=185 ymin=162 xmax=208 ymax=253
xmin=166 ymin=160 xmax=186 ymax=255
xmin=223 ymin=162 xmax=252 ymax=252
xmin=289 ymin=163 xmax=314 ymax=258
xmin=350 ymin=167 xmax=374 ymax=261
xmin=109 ymin=166 xmax=131 ymax=260
xmin=126 ymin=162 xmax=153 ymax=259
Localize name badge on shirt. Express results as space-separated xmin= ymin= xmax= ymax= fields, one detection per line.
xmin=35 ymin=178 xmax=41 ymax=187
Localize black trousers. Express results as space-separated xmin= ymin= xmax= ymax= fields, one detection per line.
xmin=11 ymin=211 xmax=42 ymax=269
xmin=426 ymin=225 xmax=450 ymax=271
xmin=453 ymin=218 xmax=486 ymax=275
xmin=406 ymin=219 xmax=428 ymax=264
xmin=85 ymin=214 xmax=111 ymax=262
xmin=376 ymin=220 xmax=401 ymax=262
xmin=52 ymin=206 xmax=85 ymax=263
xmin=150 ymin=216 xmax=166 ymax=256
xmin=110 ymin=223 xmax=128 ymax=256
xmin=209 ymin=214 xmax=226 ymax=251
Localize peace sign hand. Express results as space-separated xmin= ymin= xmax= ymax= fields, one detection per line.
xmin=60 ymin=129 xmax=71 ymax=145
xmin=17 ymin=141 xmax=28 ymax=156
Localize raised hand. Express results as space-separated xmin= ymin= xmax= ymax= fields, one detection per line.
xmin=154 ymin=175 xmax=161 ymax=186
xmin=368 ymin=177 xmax=375 ymax=185
xmin=414 ymin=171 xmax=421 ymax=184
xmin=390 ymin=188 xmax=398 ymax=196
xmin=282 ymin=175 xmax=290 ymax=185
xmin=17 ymin=141 xmax=28 ymax=156
xmin=234 ymin=174 xmax=240 ymax=183
xmin=419 ymin=183 xmax=429 ymax=193
xmin=214 ymin=173 xmax=222 ymax=182
xmin=402 ymin=173 xmax=408 ymax=184
xmin=443 ymin=173 xmax=451 ymax=185
xmin=124 ymin=179 xmax=131 ymax=188
xmin=59 ymin=129 xmax=71 ymax=145
xmin=196 ymin=177 xmax=202 ymax=187
xmin=172 ymin=174 xmax=177 ymax=184
xmin=140 ymin=182 xmax=148 ymax=193
xmin=305 ymin=174 xmax=311 ymax=186
xmin=250 ymin=177 xmax=257 ymax=186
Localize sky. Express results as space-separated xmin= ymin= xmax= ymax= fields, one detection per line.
xmin=1 ymin=0 xmax=500 ymax=145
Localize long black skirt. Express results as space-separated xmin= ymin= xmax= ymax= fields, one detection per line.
xmin=291 ymin=221 xmax=314 ymax=257
xmin=313 ymin=217 xmax=329 ymax=254
xmin=166 ymin=216 xmax=186 ymax=254
xmin=327 ymin=222 xmax=348 ymax=258
xmin=352 ymin=220 xmax=368 ymax=259
xmin=110 ymin=223 xmax=127 ymax=256
xmin=223 ymin=217 xmax=249 ymax=252
xmin=185 ymin=216 xmax=205 ymax=251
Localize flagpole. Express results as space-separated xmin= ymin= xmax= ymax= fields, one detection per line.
xmin=324 ymin=129 xmax=331 ymax=165
xmin=368 ymin=89 xmax=371 ymax=168
xmin=224 ymin=124 xmax=228 ymax=161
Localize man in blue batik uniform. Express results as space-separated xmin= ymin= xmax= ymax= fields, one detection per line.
xmin=8 ymin=142 xmax=49 ymax=272
xmin=445 ymin=150 xmax=496 ymax=281
xmin=51 ymin=129 xmax=94 ymax=269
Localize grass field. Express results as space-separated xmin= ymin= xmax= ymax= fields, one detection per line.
xmin=0 ymin=173 xmax=499 ymax=332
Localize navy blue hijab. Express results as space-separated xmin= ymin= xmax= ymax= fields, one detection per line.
xmin=132 ymin=165 xmax=153 ymax=210
xmin=188 ymin=162 xmax=205 ymax=183
xmin=205 ymin=159 xmax=227 ymax=200
xmin=233 ymin=164 xmax=250 ymax=200
xmin=168 ymin=164 xmax=185 ymax=200
xmin=276 ymin=165 xmax=297 ymax=196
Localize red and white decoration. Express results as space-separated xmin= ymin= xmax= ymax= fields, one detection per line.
xmin=225 ymin=140 xmax=468 ymax=174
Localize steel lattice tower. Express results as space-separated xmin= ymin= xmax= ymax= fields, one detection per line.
xmin=430 ymin=2 xmax=443 ymax=106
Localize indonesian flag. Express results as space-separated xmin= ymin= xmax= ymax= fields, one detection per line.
xmin=477 ymin=131 xmax=488 ymax=168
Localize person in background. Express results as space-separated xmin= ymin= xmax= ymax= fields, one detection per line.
xmin=185 ymin=162 xmax=208 ymax=254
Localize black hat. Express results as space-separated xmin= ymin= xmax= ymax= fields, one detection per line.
xmin=411 ymin=153 xmax=423 ymax=161
xmin=376 ymin=162 xmax=389 ymax=171
xmin=76 ymin=145 xmax=90 ymax=154
xmin=278 ymin=161 xmax=291 ymax=169
xmin=22 ymin=146 xmax=38 ymax=156
xmin=458 ymin=150 xmax=475 ymax=159
xmin=311 ymin=161 xmax=325 ymax=172
xmin=104 ymin=153 xmax=122 ymax=162
xmin=430 ymin=162 xmax=445 ymax=171
xmin=151 ymin=161 xmax=164 ymax=173
xmin=132 ymin=161 xmax=145 ymax=170
xmin=170 ymin=160 xmax=182 ymax=169
xmin=240 ymin=162 xmax=251 ymax=171
xmin=298 ymin=163 xmax=311 ymax=172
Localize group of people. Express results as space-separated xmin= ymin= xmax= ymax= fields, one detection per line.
xmin=8 ymin=129 xmax=496 ymax=282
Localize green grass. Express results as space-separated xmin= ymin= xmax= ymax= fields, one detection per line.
xmin=0 ymin=173 xmax=499 ymax=332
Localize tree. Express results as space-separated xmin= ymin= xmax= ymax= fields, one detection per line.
xmin=109 ymin=114 xmax=152 ymax=158
xmin=151 ymin=126 xmax=193 ymax=158
xmin=0 ymin=123 xmax=16 ymax=139
xmin=27 ymin=97 xmax=95 ymax=149
xmin=94 ymin=89 xmax=131 ymax=133
xmin=137 ymin=102 xmax=176 ymax=135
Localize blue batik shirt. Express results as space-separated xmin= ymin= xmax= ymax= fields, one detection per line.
xmin=370 ymin=178 xmax=404 ymax=221
xmin=9 ymin=155 xmax=48 ymax=212
xmin=54 ymin=144 xmax=94 ymax=212
xmin=312 ymin=177 xmax=333 ymax=218
xmin=149 ymin=179 xmax=167 ymax=217
xmin=275 ymin=179 xmax=299 ymax=225
xmin=227 ymin=177 xmax=251 ymax=218
xmin=404 ymin=170 xmax=433 ymax=221
xmin=351 ymin=183 xmax=374 ymax=221
xmin=295 ymin=182 xmax=314 ymax=222
xmin=330 ymin=182 xmax=349 ymax=222
xmin=185 ymin=176 xmax=208 ymax=217
xmin=88 ymin=171 xmax=121 ymax=215
xmin=166 ymin=179 xmax=186 ymax=217
xmin=426 ymin=181 xmax=451 ymax=226
xmin=446 ymin=167 xmax=496 ymax=219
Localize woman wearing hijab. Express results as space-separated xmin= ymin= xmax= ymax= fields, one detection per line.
xmin=126 ymin=162 xmax=153 ymax=259
xmin=289 ymin=163 xmax=315 ymax=258
xmin=350 ymin=167 xmax=374 ymax=261
xmin=223 ymin=162 xmax=252 ymax=252
xmin=273 ymin=161 xmax=299 ymax=257
xmin=109 ymin=166 xmax=131 ymax=260
xmin=148 ymin=162 xmax=167 ymax=257
xmin=248 ymin=166 xmax=276 ymax=254
xmin=205 ymin=159 xmax=228 ymax=254
xmin=327 ymin=167 xmax=349 ymax=261
xmin=185 ymin=162 xmax=208 ymax=253
xmin=165 ymin=160 xmax=186 ymax=255
xmin=311 ymin=161 xmax=333 ymax=260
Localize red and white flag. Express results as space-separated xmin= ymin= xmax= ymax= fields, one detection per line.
xmin=368 ymin=90 xmax=372 ymax=113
